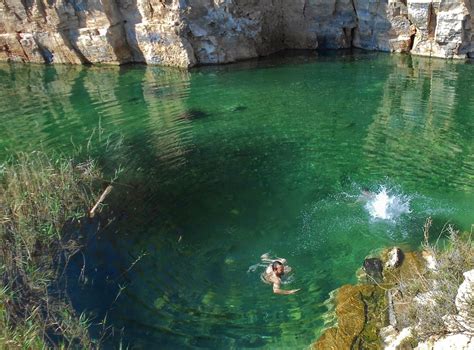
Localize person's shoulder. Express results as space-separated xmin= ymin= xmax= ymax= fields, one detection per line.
xmin=264 ymin=271 xmax=275 ymax=281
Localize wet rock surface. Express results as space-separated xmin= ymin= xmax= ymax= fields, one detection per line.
xmin=313 ymin=284 xmax=387 ymax=350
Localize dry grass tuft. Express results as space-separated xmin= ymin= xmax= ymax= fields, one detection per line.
xmin=0 ymin=152 xmax=105 ymax=348
xmin=397 ymin=219 xmax=473 ymax=339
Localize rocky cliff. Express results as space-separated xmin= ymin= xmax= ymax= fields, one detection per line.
xmin=1 ymin=0 xmax=473 ymax=66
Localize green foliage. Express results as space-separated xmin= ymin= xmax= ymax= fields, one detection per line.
xmin=0 ymin=152 xmax=104 ymax=348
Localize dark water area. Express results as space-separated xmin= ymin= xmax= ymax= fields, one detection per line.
xmin=1 ymin=51 xmax=473 ymax=348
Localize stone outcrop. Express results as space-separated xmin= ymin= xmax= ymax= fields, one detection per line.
xmin=1 ymin=0 xmax=473 ymax=66
xmin=390 ymin=269 xmax=474 ymax=350
xmin=385 ymin=247 xmax=404 ymax=269
xmin=314 ymin=249 xmax=424 ymax=349
xmin=314 ymin=245 xmax=474 ymax=350
xmin=409 ymin=0 xmax=474 ymax=58
xmin=416 ymin=333 xmax=473 ymax=349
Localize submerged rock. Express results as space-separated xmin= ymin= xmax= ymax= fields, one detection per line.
xmin=313 ymin=284 xmax=387 ymax=350
xmin=177 ymin=109 xmax=210 ymax=120
xmin=230 ymin=105 xmax=247 ymax=112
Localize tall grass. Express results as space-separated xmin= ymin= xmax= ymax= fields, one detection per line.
xmin=397 ymin=220 xmax=474 ymax=339
xmin=0 ymin=152 xmax=105 ymax=348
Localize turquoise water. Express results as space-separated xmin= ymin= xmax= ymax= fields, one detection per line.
xmin=1 ymin=51 xmax=473 ymax=348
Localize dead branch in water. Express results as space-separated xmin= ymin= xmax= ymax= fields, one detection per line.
xmin=89 ymin=185 xmax=113 ymax=218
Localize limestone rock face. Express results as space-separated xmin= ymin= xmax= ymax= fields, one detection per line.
xmin=0 ymin=0 xmax=473 ymax=65
xmin=408 ymin=0 xmax=474 ymax=58
xmin=353 ymin=0 xmax=416 ymax=52
xmin=455 ymin=270 xmax=474 ymax=329
xmin=415 ymin=333 xmax=473 ymax=349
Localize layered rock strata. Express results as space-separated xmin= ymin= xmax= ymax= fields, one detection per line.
xmin=1 ymin=0 xmax=473 ymax=66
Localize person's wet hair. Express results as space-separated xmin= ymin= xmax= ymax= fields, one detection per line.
xmin=272 ymin=261 xmax=283 ymax=271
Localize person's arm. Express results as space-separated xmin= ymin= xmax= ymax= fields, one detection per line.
xmin=272 ymin=279 xmax=300 ymax=295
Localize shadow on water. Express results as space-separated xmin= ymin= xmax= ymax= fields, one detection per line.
xmin=177 ymin=108 xmax=211 ymax=120
xmin=64 ymin=134 xmax=309 ymax=347
xmin=1 ymin=51 xmax=473 ymax=348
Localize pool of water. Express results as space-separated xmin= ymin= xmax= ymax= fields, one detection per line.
xmin=1 ymin=51 xmax=473 ymax=349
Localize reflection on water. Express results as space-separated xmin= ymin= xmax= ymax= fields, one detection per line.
xmin=363 ymin=56 xmax=474 ymax=193
xmin=1 ymin=51 xmax=473 ymax=348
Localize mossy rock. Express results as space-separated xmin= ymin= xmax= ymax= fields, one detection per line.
xmin=383 ymin=251 xmax=425 ymax=285
xmin=313 ymin=248 xmax=428 ymax=349
xmin=313 ymin=284 xmax=387 ymax=350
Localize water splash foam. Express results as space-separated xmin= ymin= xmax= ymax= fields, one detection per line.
xmin=364 ymin=186 xmax=411 ymax=221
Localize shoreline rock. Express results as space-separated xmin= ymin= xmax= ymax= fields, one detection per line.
xmin=313 ymin=284 xmax=387 ymax=349
xmin=313 ymin=246 xmax=474 ymax=350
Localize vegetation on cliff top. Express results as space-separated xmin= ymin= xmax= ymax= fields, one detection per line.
xmin=397 ymin=220 xmax=474 ymax=340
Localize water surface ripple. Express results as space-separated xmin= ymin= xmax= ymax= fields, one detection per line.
xmin=1 ymin=51 xmax=473 ymax=349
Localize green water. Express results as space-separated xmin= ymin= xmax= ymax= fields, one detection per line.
xmin=1 ymin=51 xmax=473 ymax=349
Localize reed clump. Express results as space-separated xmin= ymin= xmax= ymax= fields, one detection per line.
xmin=0 ymin=152 xmax=105 ymax=348
xmin=397 ymin=220 xmax=474 ymax=340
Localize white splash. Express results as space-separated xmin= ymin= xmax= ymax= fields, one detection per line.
xmin=364 ymin=187 xmax=411 ymax=221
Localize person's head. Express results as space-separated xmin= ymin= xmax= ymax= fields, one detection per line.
xmin=272 ymin=261 xmax=284 ymax=276
xmin=362 ymin=187 xmax=371 ymax=196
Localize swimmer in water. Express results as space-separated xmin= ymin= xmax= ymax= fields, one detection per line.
xmin=262 ymin=260 xmax=300 ymax=295
xmin=357 ymin=187 xmax=375 ymax=202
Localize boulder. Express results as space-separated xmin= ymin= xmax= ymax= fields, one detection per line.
xmin=380 ymin=326 xmax=414 ymax=350
xmin=415 ymin=333 xmax=473 ymax=349
xmin=363 ymin=257 xmax=384 ymax=283
xmin=385 ymin=247 xmax=405 ymax=269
